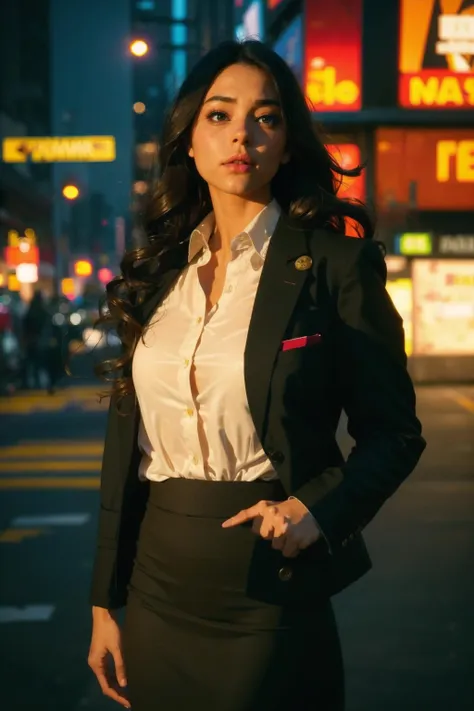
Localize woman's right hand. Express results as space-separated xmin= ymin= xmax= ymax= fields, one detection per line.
xmin=88 ymin=606 xmax=131 ymax=709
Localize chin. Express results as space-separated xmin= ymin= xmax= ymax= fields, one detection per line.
xmin=220 ymin=178 xmax=265 ymax=197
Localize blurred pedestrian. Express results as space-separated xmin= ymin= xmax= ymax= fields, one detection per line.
xmin=42 ymin=295 xmax=66 ymax=394
xmin=87 ymin=41 xmax=426 ymax=711
xmin=21 ymin=290 xmax=49 ymax=389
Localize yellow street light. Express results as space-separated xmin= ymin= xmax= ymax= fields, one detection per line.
xmin=62 ymin=184 xmax=80 ymax=200
xmin=130 ymin=40 xmax=149 ymax=57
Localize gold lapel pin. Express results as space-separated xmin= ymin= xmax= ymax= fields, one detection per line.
xmin=294 ymin=255 xmax=313 ymax=271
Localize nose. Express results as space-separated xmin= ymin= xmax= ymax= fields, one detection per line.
xmin=232 ymin=119 xmax=250 ymax=145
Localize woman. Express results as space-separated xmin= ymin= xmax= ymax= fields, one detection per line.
xmin=87 ymin=41 xmax=425 ymax=711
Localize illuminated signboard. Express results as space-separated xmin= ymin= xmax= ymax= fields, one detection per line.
xmin=376 ymin=128 xmax=474 ymax=210
xmin=396 ymin=233 xmax=433 ymax=256
xmin=2 ymin=136 xmax=116 ymax=163
xmin=304 ymin=0 xmax=362 ymax=112
xmin=438 ymin=234 xmax=474 ymax=254
xmin=386 ymin=278 xmax=413 ymax=356
xmin=399 ymin=0 xmax=474 ymax=108
xmin=413 ymin=259 xmax=474 ymax=355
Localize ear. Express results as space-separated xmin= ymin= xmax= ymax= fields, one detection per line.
xmin=188 ymin=145 xmax=194 ymax=158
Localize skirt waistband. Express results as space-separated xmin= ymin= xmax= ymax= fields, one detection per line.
xmin=147 ymin=477 xmax=288 ymax=518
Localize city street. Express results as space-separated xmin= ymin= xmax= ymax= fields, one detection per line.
xmin=0 ymin=382 xmax=473 ymax=711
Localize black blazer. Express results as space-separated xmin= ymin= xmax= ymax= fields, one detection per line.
xmin=90 ymin=214 xmax=426 ymax=610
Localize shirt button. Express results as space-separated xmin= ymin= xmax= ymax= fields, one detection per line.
xmin=226 ymin=285 xmax=233 ymax=293
xmin=184 ymin=358 xmax=190 ymax=367
xmin=192 ymin=455 xmax=199 ymax=464
xmin=186 ymin=408 xmax=194 ymax=417
xmin=197 ymin=317 xmax=203 ymax=324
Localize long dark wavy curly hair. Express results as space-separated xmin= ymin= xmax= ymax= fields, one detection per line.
xmin=97 ymin=40 xmax=374 ymax=403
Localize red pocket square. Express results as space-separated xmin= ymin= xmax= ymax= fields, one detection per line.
xmin=281 ymin=333 xmax=322 ymax=351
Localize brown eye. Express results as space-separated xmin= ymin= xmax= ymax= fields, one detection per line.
xmin=256 ymin=114 xmax=281 ymax=127
xmin=206 ymin=110 xmax=228 ymax=122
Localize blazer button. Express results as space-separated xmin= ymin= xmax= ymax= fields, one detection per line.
xmin=278 ymin=566 xmax=293 ymax=582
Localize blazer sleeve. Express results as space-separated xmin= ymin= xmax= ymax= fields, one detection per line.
xmin=292 ymin=239 xmax=426 ymax=550
xmin=89 ymin=392 xmax=147 ymax=610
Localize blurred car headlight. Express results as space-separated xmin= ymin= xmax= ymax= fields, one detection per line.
xmin=70 ymin=312 xmax=82 ymax=326
xmin=82 ymin=327 xmax=106 ymax=350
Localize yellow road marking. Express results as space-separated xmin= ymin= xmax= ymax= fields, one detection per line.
xmin=0 ymin=443 xmax=103 ymax=458
xmin=0 ymin=386 xmax=107 ymax=414
xmin=450 ymin=393 xmax=474 ymax=414
xmin=0 ymin=528 xmax=47 ymax=543
xmin=0 ymin=477 xmax=100 ymax=489
xmin=18 ymin=439 xmax=102 ymax=445
xmin=0 ymin=460 xmax=101 ymax=472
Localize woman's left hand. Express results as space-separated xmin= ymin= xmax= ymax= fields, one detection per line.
xmin=222 ymin=498 xmax=321 ymax=558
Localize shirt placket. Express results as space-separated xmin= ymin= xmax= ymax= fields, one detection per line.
xmin=178 ymin=255 xmax=208 ymax=476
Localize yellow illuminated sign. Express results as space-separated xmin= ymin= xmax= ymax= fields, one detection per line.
xmin=8 ymin=229 xmax=36 ymax=247
xmin=408 ymin=76 xmax=474 ymax=108
xmin=2 ymin=136 xmax=116 ymax=163
xmin=398 ymin=233 xmax=432 ymax=256
xmin=386 ymin=278 xmax=413 ymax=357
xmin=436 ymin=140 xmax=474 ymax=182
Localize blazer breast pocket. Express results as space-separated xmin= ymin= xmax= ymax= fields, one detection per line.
xmin=281 ymin=333 xmax=323 ymax=352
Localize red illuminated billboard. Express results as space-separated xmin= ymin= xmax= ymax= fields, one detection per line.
xmin=399 ymin=0 xmax=474 ymax=109
xmin=304 ymin=0 xmax=362 ymax=112
xmin=376 ymin=128 xmax=474 ymax=210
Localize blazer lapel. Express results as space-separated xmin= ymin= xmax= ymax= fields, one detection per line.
xmin=244 ymin=215 xmax=313 ymax=442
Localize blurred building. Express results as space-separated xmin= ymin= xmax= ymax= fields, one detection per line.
xmin=50 ymin=0 xmax=134 ymax=296
xmin=0 ymin=0 xmax=54 ymax=298
xmin=233 ymin=0 xmax=474 ymax=383
xmin=130 ymin=0 xmax=234 ymax=237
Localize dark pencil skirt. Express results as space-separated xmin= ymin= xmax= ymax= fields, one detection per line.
xmin=122 ymin=477 xmax=345 ymax=711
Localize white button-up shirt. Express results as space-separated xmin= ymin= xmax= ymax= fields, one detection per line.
xmin=132 ymin=200 xmax=281 ymax=483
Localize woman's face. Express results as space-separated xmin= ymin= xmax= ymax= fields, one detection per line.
xmin=189 ymin=63 xmax=289 ymax=202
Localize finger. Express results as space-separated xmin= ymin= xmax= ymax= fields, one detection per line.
xmin=111 ymin=647 xmax=127 ymax=688
xmin=222 ymin=508 xmax=252 ymax=528
xmin=222 ymin=501 xmax=267 ymax=528
xmin=93 ymin=666 xmax=131 ymax=708
xmin=259 ymin=510 xmax=278 ymax=539
xmin=269 ymin=514 xmax=288 ymax=546
xmin=251 ymin=515 xmax=267 ymax=537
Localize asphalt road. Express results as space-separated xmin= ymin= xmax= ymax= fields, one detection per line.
xmin=0 ymin=381 xmax=473 ymax=711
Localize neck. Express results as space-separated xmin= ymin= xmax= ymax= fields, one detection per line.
xmin=209 ymin=190 xmax=273 ymax=254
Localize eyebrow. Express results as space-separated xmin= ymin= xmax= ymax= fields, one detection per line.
xmin=203 ymin=95 xmax=281 ymax=108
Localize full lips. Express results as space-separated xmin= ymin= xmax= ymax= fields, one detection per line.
xmin=224 ymin=162 xmax=253 ymax=173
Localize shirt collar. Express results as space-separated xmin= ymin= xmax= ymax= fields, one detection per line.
xmin=188 ymin=199 xmax=281 ymax=264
